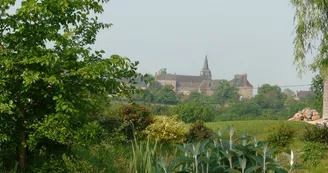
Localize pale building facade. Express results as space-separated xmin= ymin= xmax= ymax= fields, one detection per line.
xmin=154 ymin=56 xmax=254 ymax=99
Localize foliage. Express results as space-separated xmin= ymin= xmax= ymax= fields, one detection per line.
xmin=153 ymin=85 xmax=179 ymax=105
xmin=254 ymin=84 xmax=286 ymax=109
xmin=302 ymin=123 xmax=328 ymax=144
xmin=265 ymin=122 xmax=296 ymax=152
xmin=0 ymin=0 xmax=142 ymax=171
xmin=148 ymin=104 xmax=175 ymax=116
xmin=311 ymin=74 xmax=324 ymax=112
xmin=301 ymin=142 xmax=327 ymax=167
xmin=73 ymin=133 xmax=131 ymax=173
xmin=144 ymin=115 xmax=188 ymax=144
xmin=133 ymin=89 xmax=154 ymax=103
xmin=176 ymin=102 xmax=215 ymax=123
xmin=290 ymin=0 xmax=328 ymax=74
xmin=227 ymin=102 xmax=262 ymax=117
xmin=187 ymin=121 xmax=213 ymax=143
xmin=211 ymin=80 xmax=239 ymax=105
xmin=120 ymin=104 xmax=152 ymax=140
xmin=129 ymin=138 xmax=159 ymax=173
xmin=153 ymin=128 xmax=299 ymax=173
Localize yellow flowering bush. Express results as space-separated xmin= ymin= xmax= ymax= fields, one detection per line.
xmin=144 ymin=115 xmax=188 ymax=144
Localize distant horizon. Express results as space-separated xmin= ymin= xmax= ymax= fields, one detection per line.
xmin=133 ymin=56 xmax=313 ymax=94
xmin=94 ymin=0 xmax=315 ymax=94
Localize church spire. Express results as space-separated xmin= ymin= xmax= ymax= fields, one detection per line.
xmin=200 ymin=55 xmax=212 ymax=79
xmin=202 ymin=55 xmax=209 ymax=70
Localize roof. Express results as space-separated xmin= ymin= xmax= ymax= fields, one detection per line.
xmin=230 ymin=77 xmax=253 ymax=88
xmin=296 ymin=90 xmax=315 ymax=99
xmin=155 ymin=74 xmax=206 ymax=83
xmin=155 ymin=73 xmax=253 ymax=89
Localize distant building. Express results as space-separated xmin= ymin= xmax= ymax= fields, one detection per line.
xmin=154 ymin=55 xmax=254 ymax=98
xmin=294 ymin=90 xmax=315 ymax=101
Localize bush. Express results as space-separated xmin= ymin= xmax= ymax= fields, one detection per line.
xmin=187 ymin=120 xmax=213 ymax=142
xmin=144 ymin=115 xmax=188 ymax=144
xmin=302 ymin=123 xmax=328 ymax=144
xmin=148 ymin=104 xmax=175 ymax=115
xmin=119 ymin=104 xmax=152 ymax=140
xmin=120 ymin=104 xmax=152 ymax=131
xmin=301 ymin=142 xmax=327 ymax=167
xmin=227 ymin=102 xmax=262 ymax=116
xmin=176 ymin=102 xmax=215 ymax=122
xmin=265 ymin=122 xmax=296 ymax=152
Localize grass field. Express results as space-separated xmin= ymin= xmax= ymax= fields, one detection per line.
xmin=205 ymin=120 xmax=310 ymax=140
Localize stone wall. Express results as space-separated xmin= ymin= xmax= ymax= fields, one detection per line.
xmin=157 ymin=80 xmax=177 ymax=91
xmin=238 ymin=87 xmax=253 ymax=99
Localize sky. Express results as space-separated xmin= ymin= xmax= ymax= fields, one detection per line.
xmin=93 ymin=0 xmax=316 ymax=93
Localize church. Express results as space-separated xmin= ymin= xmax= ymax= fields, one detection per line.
xmin=154 ymin=56 xmax=254 ymax=99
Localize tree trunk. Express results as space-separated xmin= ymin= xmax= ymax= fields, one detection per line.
xmin=18 ymin=104 xmax=26 ymax=170
xmin=322 ymin=78 xmax=328 ymax=120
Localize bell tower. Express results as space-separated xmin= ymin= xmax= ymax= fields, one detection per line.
xmin=200 ymin=55 xmax=212 ymax=79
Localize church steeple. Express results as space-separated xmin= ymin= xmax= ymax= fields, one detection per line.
xmin=200 ymin=55 xmax=212 ymax=79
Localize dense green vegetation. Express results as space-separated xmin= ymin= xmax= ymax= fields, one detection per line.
xmin=1 ymin=0 xmax=328 ymax=172
xmin=129 ymin=80 xmax=320 ymax=122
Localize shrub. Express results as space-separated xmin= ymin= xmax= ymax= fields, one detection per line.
xmin=120 ymin=104 xmax=152 ymax=131
xmin=148 ymin=104 xmax=175 ymax=115
xmin=187 ymin=120 xmax=213 ymax=142
xmin=301 ymin=142 xmax=327 ymax=167
xmin=265 ymin=122 xmax=296 ymax=152
xmin=144 ymin=116 xmax=188 ymax=144
xmin=302 ymin=123 xmax=328 ymax=144
xmin=176 ymin=102 xmax=215 ymax=122
xmin=119 ymin=104 xmax=152 ymax=140
xmin=227 ymin=102 xmax=262 ymax=116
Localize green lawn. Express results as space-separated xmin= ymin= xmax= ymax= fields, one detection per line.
xmin=205 ymin=120 xmax=311 ymax=138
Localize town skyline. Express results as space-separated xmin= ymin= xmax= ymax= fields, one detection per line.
xmin=93 ymin=0 xmax=315 ymax=93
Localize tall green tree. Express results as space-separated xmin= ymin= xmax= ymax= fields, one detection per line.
xmin=291 ymin=0 xmax=328 ymax=119
xmin=0 ymin=0 xmax=140 ymax=171
xmin=254 ymin=84 xmax=286 ymax=109
xmin=212 ymin=80 xmax=239 ymax=105
xmin=154 ymin=85 xmax=179 ymax=105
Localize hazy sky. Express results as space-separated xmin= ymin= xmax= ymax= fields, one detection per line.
xmin=93 ymin=0 xmax=317 ymax=93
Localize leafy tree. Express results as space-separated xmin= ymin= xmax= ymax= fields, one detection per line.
xmin=0 ymin=0 xmax=140 ymax=171
xmin=147 ymin=80 xmax=163 ymax=90
xmin=212 ymin=80 xmax=239 ymax=105
xmin=187 ymin=91 xmax=202 ymax=102
xmin=291 ymin=0 xmax=328 ymax=119
xmin=132 ymin=89 xmax=154 ymax=103
xmin=227 ymin=102 xmax=262 ymax=117
xmin=254 ymin=84 xmax=286 ymax=109
xmin=176 ymin=102 xmax=215 ymax=123
xmin=154 ymin=85 xmax=179 ymax=105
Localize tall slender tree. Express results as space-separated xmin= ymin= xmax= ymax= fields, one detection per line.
xmin=0 ymin=0 xmax=141 ymax=171
xmin=291 ymin=0 xmax=328 ymax=119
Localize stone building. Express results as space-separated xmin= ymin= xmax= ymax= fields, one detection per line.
xmin=154 ymin=56 xmax=254 ymax=98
